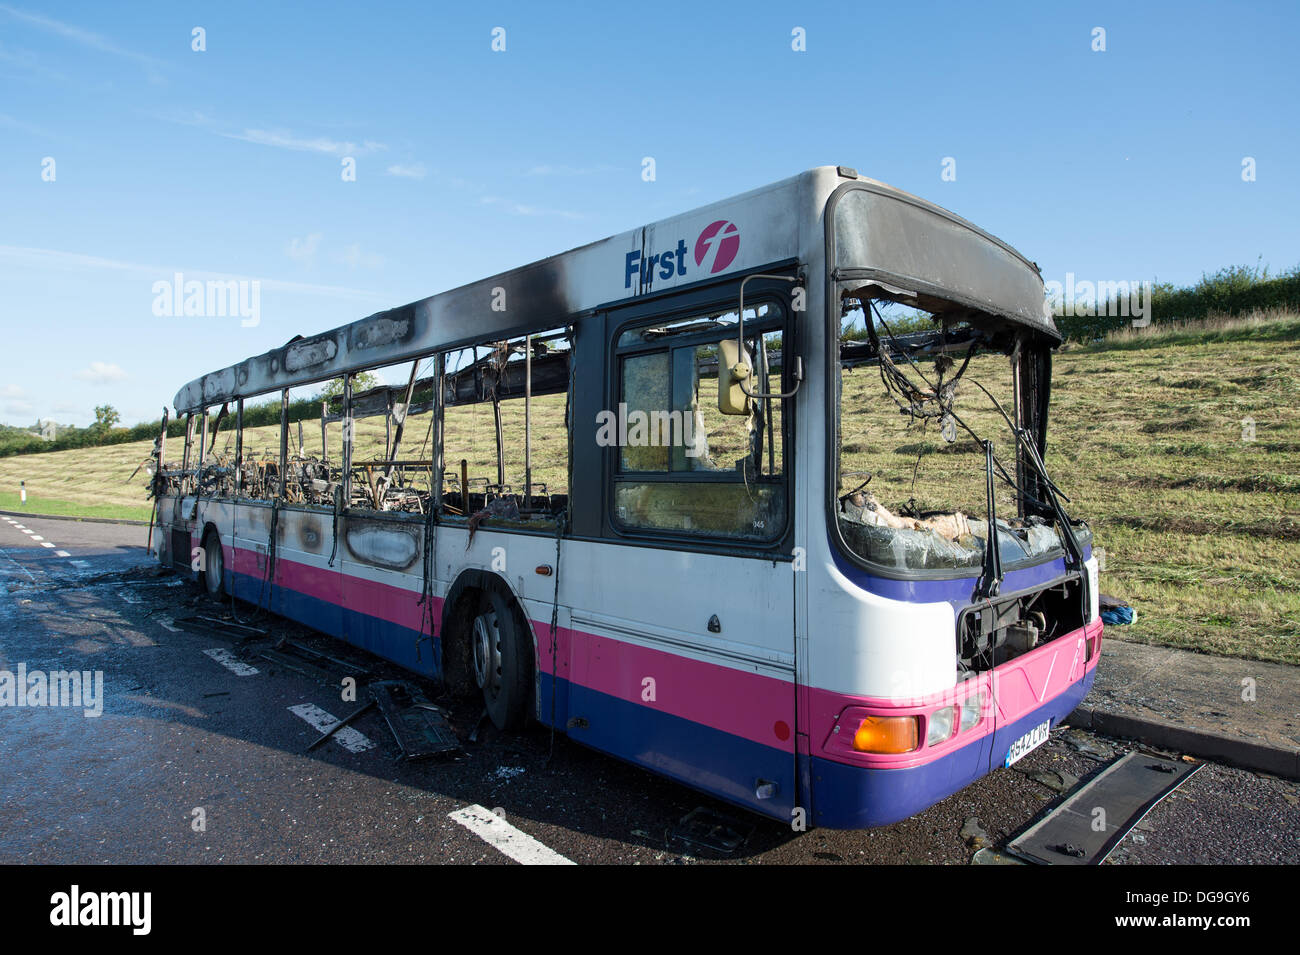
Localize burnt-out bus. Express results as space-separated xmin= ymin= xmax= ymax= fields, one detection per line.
xmin=151 ymin=166 xmax=1101 ymax=828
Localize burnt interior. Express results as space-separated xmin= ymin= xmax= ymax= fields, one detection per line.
xmin=150 ymin=329 xmax=574 ymax=528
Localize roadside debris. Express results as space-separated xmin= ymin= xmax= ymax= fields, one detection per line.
xmin=970 ymin=847 xmax=1026 ymax=865
xmin=1061 ymin=728 xmax=1114 ymax=760
xmin=1006 ymin=750 xmax=1202 ymax=865
xmin=669 ymin=807 xmax=753 ymax=854
xmin=370 ymin=680 xmax=459 ymax=760
xmin=960 ymin=816 xmax=990 ymax=849
xmin=1100 ymin=593 xmax=1136 ymax=626
xmin=174 ymin=615 xmax=266 ymax=643
xmin=1024 ymin=769 xmax=1079 ymax=794
xmin=305 ymin=699 xmax=376 ymax=752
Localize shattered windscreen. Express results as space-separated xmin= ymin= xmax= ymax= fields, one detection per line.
xmin=835 ymin=291 xmax=1089 ymax=573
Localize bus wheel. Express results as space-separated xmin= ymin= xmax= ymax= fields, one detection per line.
xmin=471 ymin=589 xmax=530 ymax=731
xmin=202 ymin=529 xmax=225 ymax=598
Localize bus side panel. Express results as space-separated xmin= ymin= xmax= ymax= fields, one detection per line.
xmin=229 ymin=504 xmax=344 ymax=638
xmin=566 ymin=626 xmax=798 ymax=822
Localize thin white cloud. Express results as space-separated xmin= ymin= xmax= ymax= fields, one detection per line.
xmin=286 ymin=233 xmax=323 ymax=265
xmin=335 ymin=244 xmax=384 ymax=269
xmin=73 ymin=361 xmax=127 ymax=384
xmin=0 ymin=40 xmax=69 ymax=83
xmin=0 ymin=384 xmax=25 ymax=398
xmin=2 ymin=399 xmax=33 ymax=416
xmin=223 ymin=128 xmax=386 ymax=157
xmin=0 ymin=245 xmax=389 ymax=301
xmin=0 ymin=4 xmax=164 ymax=79
xmin=480 ymin=196 xmax=583 ymax=220
xmin=386 ymin=162 xmax=427 ymax=179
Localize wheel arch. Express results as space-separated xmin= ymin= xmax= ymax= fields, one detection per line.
xmin=439 ymin=568 xmax=537 ymax=696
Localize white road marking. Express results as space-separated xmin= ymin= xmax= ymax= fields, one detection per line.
xmin=54 ymin=550 xmax=71 ymax=557
xmin=30 ymin=535 xmax=43 ymax=541
xmin=13 ymin=525 xmax=26 ymax=530
xmin=70 ymin=560 xmax=89 ymax=567
xmin=202 ymin=647 xmax=260 ymax=677
xmin=449 ymin=804 xmax=575 ymax=866
xmin=288 ymin=703 xmax=376 ymax=753
xmin=40 ymin=542 xmax=55 ymax=548
xmin=21 ymin=529 xmax=34 ymax=535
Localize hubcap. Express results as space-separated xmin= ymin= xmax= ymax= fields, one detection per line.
xmin=472 ymin=609 xmax=503 ymax=697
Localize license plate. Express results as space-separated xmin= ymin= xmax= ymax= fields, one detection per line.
xmin=1005 ymin=720 xmax=1051 ymax=767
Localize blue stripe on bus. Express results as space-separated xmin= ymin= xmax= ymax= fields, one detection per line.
xmin=543 ymin=674 xmax=800 ymax=822
xmin=229 ymin=569 xmax=440 ymax=678
xmin=828 ymin=538 xmax=1092 ymax=606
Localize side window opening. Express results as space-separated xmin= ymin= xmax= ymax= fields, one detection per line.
xmin=611 ymin=302 xmax=787 ymax=541
xmin=338 ymin=361 xmax=439 ymax=515
xmin=439 ymin=328 xmax=572 ymax=526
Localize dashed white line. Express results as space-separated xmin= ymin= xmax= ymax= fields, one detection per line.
xmin=30 ymin=535 xmax=43 ymax=541
xmin=54 ymin=550 xmax=70 ymax=557
xmin=202 ymin=648 xmax=260 ymax=677
xmin=21 ymin=529 xmax=34 ymax=536
xmin=288 ymin=703 xmax=376 ymax=753
xmin=448 ymin=804 xmax=576 ymax=865
xmin=40 ymin=542 xmax=55 ymax=549
xmin=70 ymin=560 xmax=89 ymax=568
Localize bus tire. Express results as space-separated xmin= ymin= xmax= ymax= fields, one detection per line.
xmin=471 ymin=588 xmax=531 ymax=731
xmin=201 ymin=528 xmax=225 ymax=598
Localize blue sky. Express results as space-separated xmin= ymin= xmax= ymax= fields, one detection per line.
xmin=1 ymin=1 xmax=1296 ymax=428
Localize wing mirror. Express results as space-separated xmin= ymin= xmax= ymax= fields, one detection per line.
xmin=717 ymin=273 xmax=805 ymax=415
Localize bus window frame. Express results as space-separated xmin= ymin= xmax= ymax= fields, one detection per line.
xmin=604 ymin=288 xmax=794 ymax=549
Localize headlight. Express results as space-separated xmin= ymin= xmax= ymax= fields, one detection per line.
xmin=959 ymin=691 xmax=986 ymax=732
xmin=927 ymin=706 xmax=957 ymax=746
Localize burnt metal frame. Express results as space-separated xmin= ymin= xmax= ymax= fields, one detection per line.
xmin=823 ymin=180 xmax=1066 ymax=584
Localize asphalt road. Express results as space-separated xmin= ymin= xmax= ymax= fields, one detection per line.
xmin=1 ymin=512 xmax=1297 ymax=865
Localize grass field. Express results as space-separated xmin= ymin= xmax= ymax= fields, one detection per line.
xmin=2 ymin=311 xmax=1296 ymax=663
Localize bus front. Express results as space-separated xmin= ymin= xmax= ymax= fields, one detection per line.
xmin=807 ymin=180 xmax=1102 ymax=828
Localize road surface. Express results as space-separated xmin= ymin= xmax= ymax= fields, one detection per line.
xmin=1 ymin=513 xmax=1296 ymax=865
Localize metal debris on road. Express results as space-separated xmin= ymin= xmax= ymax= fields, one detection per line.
xmin=1006 ymin=750 xmax=1203 ymax=865
xmin=369 ymin=680 xmax=460 ymax=760
xmin=670 ymin=807 xmax=754 ymax=854
xmin=304 ymin=699 xmax=377 ymax=752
